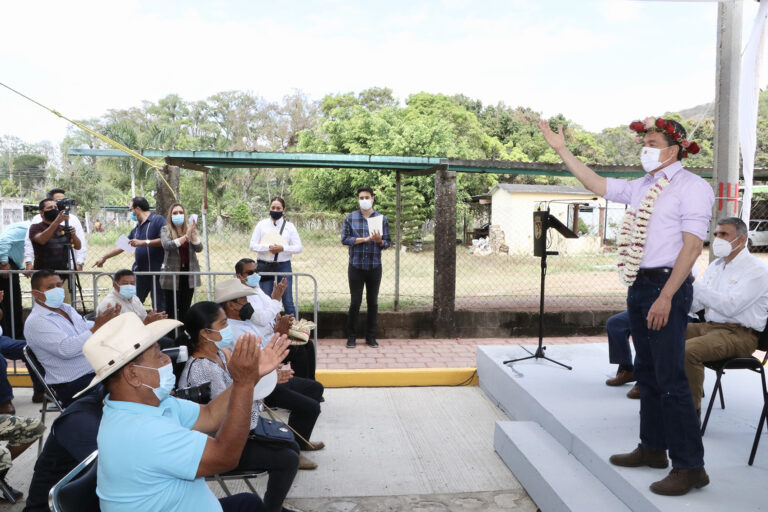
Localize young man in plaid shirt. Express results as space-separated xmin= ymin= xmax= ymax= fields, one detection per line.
xmin=341 ymin=186 xmax=392 ymax=348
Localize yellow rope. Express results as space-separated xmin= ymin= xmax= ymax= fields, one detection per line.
xmin=0 ymin=81 xmax=177 ymax=200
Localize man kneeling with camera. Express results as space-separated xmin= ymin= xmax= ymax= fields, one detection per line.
xmin=76 ymin=313 xmax=289 ymax=511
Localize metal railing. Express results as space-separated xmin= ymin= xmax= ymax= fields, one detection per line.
xmin=1 ymin=268 xmax=319 ymax=379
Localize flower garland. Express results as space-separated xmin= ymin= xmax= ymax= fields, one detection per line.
xmin=616 ymin=178 xmax=670 ymax=286
xmin=629 ymin=117 xmax=700 ymax=158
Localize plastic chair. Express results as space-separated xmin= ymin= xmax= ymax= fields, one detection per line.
xmin=48 ymin=450 xmax=99 ymax=512
xmin=22 ymin=345 xmax=64 ymax=454
xmin=700 ymin=320 xmax=768 ymax=465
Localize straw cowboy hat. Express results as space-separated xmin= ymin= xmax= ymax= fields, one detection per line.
xmin=215 ymin=278 xmax=258 ymax=303
xmin=74 ymin=313 xmax=181 ymax=398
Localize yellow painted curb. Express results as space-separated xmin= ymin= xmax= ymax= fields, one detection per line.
xmin=9 ymin=374 xmax=32 ymax=388
xmin=316 ymin=368 xmax=478 ymax=388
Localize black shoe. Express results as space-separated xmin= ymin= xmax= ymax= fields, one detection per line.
xmin=366 ymin=338 xmax=379 ymax=348
xmin=346 ymin=338 xmax=356 ymax=348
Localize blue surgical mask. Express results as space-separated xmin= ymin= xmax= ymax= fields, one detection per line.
xmin=269 ymin=211 xmax=283 ymax=220
xmin=134 ymin=363 xmax=175 ymax=402
xmin=119 ymin=284 xmax=136 ymax=300
xmin=246 ymin=273 xmax=261 ymax=287
xmin=209 ymin=326 xmax=235 ymax=351
xmin=43 ymin=288 xmax=65 ymax=309
xmin=171 ymin=214 xmax=185 ymax=226
xmin=129 ymin=212 xmax=137 ymax=222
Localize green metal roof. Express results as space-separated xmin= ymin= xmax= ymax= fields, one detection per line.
xmin=66 ymin=148 xmax=768 ymax=179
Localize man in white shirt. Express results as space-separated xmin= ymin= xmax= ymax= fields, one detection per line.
xmin=234 ymin=258 xmax=286 ymax=334
xmin=24 ymin=270 xmax=119 ymax=406
xmin=24 ymin=188 xmax=86 ymax=271
xmin=686 ymin=217 xmax=768 ymax=413
xmin=96 ymin=269 xmax=167 ymax=325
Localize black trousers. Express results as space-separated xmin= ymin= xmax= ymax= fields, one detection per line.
xmin=237 ymin=438 xmax=299 ymax=512
xmin=346 ymin=264 xmax=382 ymax=340
xmin=163 ymin=283 xmax=195 ymax=322
xmin=263 ymin=377 xmax=323 ymax=445
xmin=50 ymin=372 xmax=95 ymax=408
xmin=0 ymin=268 xmax=23 ymax=339
xmin=285 ymin=342 xmax=316 ymax=381
xmin=219 ymin=493 xmax=264 ymax=512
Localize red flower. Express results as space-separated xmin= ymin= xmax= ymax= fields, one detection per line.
xmin=629 ymin=121 xmax=645 ymax=132
xmin=682 ymin=150 xmax=689 ymax=158
xmin=665 ymin=123 xmax=675 ymax=135
xmin=655 ymin=118 xmax=666 ymax=129
xmin=688 ymin=142 xmax=700 ymax=155
xmin=681 ymin=140 xmax=691 ymax=148
xmin=671 ymin=132 xmax=681 ymax=140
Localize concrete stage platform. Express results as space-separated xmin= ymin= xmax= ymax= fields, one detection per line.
xmin=478 ymin=343 xmax=768 ymax=512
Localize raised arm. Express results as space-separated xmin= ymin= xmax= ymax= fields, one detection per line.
xmin=539 ymin=120 xmax=606 ymax=196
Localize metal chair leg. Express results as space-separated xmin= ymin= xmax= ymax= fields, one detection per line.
xmin=213 ymin=474 xmax=232 ymax=496
xmin=0 ymin=477 xmax=17 ymax=504
xmin=701 ymin=370 xmax=724 ymax=435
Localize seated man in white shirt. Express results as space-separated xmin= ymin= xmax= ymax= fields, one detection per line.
xmin=236 ymin=258 xmax=317 ymax=380
xmin=96 ymin=269 xmax=167 ymax=325
xmin=686 ymin=217 xmax=768 ymax=413
xmin=24 ymin=269 xmax=120 ymax=407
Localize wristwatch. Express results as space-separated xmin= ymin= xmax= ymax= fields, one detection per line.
xmin=145 ymin=239 xmax=150 ymax=246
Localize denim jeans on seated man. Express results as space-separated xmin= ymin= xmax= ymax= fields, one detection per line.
xmin=0 ymin=335 xmax=45 ymax=406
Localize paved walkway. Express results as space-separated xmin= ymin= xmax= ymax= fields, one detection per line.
xmin=318 ymin=335 xmax=606 ymax=369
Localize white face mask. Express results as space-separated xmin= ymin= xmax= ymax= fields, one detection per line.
xmin=712 ymin=236 xmax=741 ymax=258
xmin=640 ymin=146 xmax=674 ymax=173
xmin=359 ymin=199 xmax=373 ymax=211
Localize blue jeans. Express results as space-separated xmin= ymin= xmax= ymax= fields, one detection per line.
xmin=0 ymin=336 xmax=45 ymax=402
xmin=628 ymin=273 xmax=704 ymax=469
xmin=258 ymin=260 xmax=296 ymax=316
xmin=607 ymin=311 xmax=633 ymax=368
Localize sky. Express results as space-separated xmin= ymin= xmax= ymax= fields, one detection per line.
xmin=0 ymin=0 xmax=763 ymax=146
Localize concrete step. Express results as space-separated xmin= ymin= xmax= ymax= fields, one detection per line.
xmin=494 ymin=421 xmax=630 ymax=512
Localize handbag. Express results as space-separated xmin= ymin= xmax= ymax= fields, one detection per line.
xmin=249 ymin=407 xmax=294 ymax=444
xmin=257 ymin=218 xmax=287 ymax=281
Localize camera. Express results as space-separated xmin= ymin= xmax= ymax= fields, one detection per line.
xmin=174 ymin=381 xmax=211 ymax=404
xmin=56 ymin=197 xmax=76 ymax=213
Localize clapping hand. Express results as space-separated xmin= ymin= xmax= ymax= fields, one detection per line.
xmin=92 ymin=304 xmax=121 ymax=332
xmin=277 ymin=364 xmax=294 ymax=384
xmin=257 ymin=333 xmax=290 ymax=378
xmin=228 ymin=333 xmax=263 ymax=387
xmin=275 ymin=313 xmax=294 ymax=335
xmin=272 ymin=278 xmax=288 ymax=300
xmin=144 ymin=310 xmax=168 ymax=324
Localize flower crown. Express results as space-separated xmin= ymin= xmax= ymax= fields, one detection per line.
xmin=628 ymin=117 xmax=700 ymax=158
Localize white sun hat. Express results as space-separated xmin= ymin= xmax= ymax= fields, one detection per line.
xmin=214 ymin=278 xmax=258 ymax=304
xmin=73 ymin=313 xmax=181 ymax=398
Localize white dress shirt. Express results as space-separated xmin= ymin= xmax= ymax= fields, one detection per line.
xmin=96 ymin=288 xmax=148 ymax=321
xmin=24 ymin=212 xmax=87 ymax=266
xmin=23 ymin=302 xmax=95 ymax=384
xmin=249 ymin=218 xmax=302 ymax=263
xmin=228 ymin=318 xmax=274 ymax=348
xmin=691 ymin=248 xmax=768 ymax=331
xmin=245 ymin=285 xmax=283 ymax=331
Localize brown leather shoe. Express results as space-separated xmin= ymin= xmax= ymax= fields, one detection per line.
xmin=32 ymin=391 xmax=44 ymax=404
xmin=301 ymin=440 xmax=325 ymax=451
xmin=609 ymin=444 xmax=669 ymax=469
xmin=626 ymin=384 xmax=640 ymax=399
xmin=606 ymin=369 xmax=635 ymax=386
xmin=650 ymin=468 xmax=709 ymax=496
xmin=298 ymin=454 xmax=317 ymax=470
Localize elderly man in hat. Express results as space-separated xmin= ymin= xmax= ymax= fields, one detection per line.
xmin=215 ymin=279 xmax=324 ymax=468
xmin=79 ymin=313 xmax=288 ymax=511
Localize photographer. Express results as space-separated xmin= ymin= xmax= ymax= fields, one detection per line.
xmin=24 ymin=188 xmax=86 ymax=272
xmin=28 ymin=200 xmax=81 ymax=293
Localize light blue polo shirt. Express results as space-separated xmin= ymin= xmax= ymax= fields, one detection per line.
xmin=96 ymin=394 xmax=220 ymax=512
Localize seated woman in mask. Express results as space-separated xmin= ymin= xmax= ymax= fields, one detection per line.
xmin=179 ymin=302 xmax=302 ymax=512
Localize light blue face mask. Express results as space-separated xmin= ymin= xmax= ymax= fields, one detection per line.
xmin=129 ymin=212 xmax=137 ymax=222
xmin=134 ymin=363 xmax=175 ymax=402
xmin=118 ymin=284 xmax=136 ymax=300
xmin=171 ymin=214 xmax=185 ymax=226
xmin=43 ymin=287 xmax=66 ymax=309
xmin=246 ymin=273 xmax=261 ymax=287
xmin=209 ymin=326 xmax=235 ymax=351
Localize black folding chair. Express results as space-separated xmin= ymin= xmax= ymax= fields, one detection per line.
xmin=22 ymin=345 xmax=64 ymax=454
xmin=48 ymin=450 xmax=99 ymax=512
xmin=206 ymin=470 xmax=266 ymax=496
xmin=700 ymin=320 xmax=768 ymax=465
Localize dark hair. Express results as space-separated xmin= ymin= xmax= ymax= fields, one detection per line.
xmin=357 ymin=186 xmax=374 ymax=197
xmin=131 ymin=196 xmax=150 ymax=212
xmin=47 ymin=188 xmax=66 ymax=198
xmin=717 ymin=217 xmax=748 ymax=237
xmin=659 ymin=119 xmax=687 ymax=161
xmin=31 ymin=269 xmax=57 ymax=290
xmin=270 ymin=197 xmax=286 ymax=209
xmin=114 ymin=269 xmax=134 ymax=282
xmin=38 ymin=198 xmax=54 ymax=211
xmin=182 ymin=301 xmax=222 ymax=354
xmin=235 ymin=258 xmax=256 ymax=275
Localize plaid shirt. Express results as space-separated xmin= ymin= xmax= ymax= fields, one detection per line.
xmin=342 ymin=210 xmax=391 ymax=270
